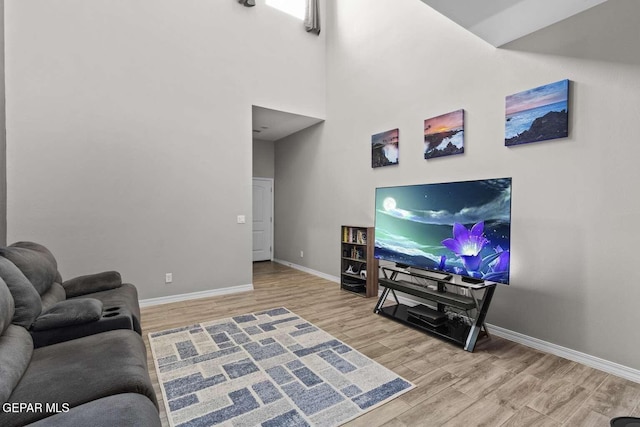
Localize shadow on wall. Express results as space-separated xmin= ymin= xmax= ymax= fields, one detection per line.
xmin=501 ymin=0 xmax=640 ymax=66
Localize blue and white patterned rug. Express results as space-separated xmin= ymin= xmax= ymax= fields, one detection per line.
xmin=149 ymin=307 xmax=414 ymax=427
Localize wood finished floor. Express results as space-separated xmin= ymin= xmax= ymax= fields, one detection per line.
xmin=141 ymin=262 xmax=640 ymax=426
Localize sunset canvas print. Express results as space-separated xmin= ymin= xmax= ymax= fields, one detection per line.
xmin=372 ymin=128 xmax=399 ymax=168
xmin=505 ymin=79 xmax=569 ymax=146
xmin=424 ymin=109 xmax=464 ymax=159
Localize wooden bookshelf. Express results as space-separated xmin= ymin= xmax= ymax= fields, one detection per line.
xmin=340 ymin=226 xmax=378 ymax=297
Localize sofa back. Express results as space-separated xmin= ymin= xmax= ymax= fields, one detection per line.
xmin=0 ymin=245 xmax=57 ymax=296
xmin=0 ymin=242 xmax=67 ymax=314
xmin=10 ymin=242 xmax=60 ymax=281
xmin=0 ymin=257 xmax=42 ymax=328
xmin=0 ymin=278 xmax=34 ymax=406
xmin=0 ymin=276 xmax=14 ymax=335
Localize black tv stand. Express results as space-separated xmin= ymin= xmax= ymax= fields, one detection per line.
xmin=374 ymin=265 xmax=496 ymax=352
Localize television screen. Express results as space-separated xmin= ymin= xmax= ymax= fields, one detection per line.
xmin=374 ymin=177 xmax=512 ymax=284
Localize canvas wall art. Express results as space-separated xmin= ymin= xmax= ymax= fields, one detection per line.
xmin=505 ymin=79 xmax=569 ymax=146
xmin=424 ymin=109 xmax=464 ymax=159
xmin=371 ymin=128 xmax=399 ymax=168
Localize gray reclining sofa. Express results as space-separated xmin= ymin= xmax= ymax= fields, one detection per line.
xmin=0 ymin=242 xmax=142 ymax=347
xmin=0 ymin=248 xmax=160 ymax=426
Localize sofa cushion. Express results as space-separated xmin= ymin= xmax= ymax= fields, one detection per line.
xmin=62 ymin=271 xmax=122 ymax=298
xmin=0 ymin=278 xmax=14 ymax=335
xmin=9 ymin=242 xmax=58 ymax=272
xmin=30 ymin=306 xmax=134 ymax=349
xmin=39 ymin=283 xmax=66 ymax=313
xmin=31 ymin=299 xmax=103 ymax=332
xmin=0 ymin=329 xmax=157 ymax=426
xmin=26 ymin=393 xmax=161 ymax=427
xmin=0 ymin=325 xmax=34 ymax=406
xmin=0 ymin=247 xmax=57 ymax=296
xmin=0 ymin=257 xmax=42 ymax=328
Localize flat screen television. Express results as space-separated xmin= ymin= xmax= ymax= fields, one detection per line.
xmin=374 ymin=177 xmax=512 ymax=284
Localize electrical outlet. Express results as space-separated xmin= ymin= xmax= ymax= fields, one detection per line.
xmin=300 ymin=251 xmax=304 ymax=258
xmin=165 ymin=273 xmax=173 ymax=284
xmin=237 ymin=215 xmax=246 ymax=224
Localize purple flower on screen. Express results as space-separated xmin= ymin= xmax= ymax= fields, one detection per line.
xmin=441 ymin=222 xmax=489 ymax=272
xmin=489 ymin=247 xmax=510 ymax=273
xmin=438 ymin=255 xmax=447 ymax=271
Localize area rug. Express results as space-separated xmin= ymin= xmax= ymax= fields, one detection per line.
xmin=149 ymin=307 xmax=414 ymax=427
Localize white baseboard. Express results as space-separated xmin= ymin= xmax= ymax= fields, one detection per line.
xmin=139 ymin=284 xmax=254 ymax=308
xmin=273 ymin=259 xmax=340 ymax=283
xmin=487 ymin=324 xmax=640 ymax=384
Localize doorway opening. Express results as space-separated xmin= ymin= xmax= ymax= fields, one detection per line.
xmin=250 ymin=105 xmax=323 ymax=273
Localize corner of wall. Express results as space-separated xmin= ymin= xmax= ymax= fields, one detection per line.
xmin=1 ymin=0 xmax=7 ymax=246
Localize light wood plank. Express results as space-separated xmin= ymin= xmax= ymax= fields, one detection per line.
xmin=485 ymin=373 xmax=543 ymax=411
xmin=526 ymin=379 xmax=591 ymax=423
xmin=396 ymin=388 xmax=474 ymax=426
xmin=499 ymin=407 xmax=560 ymax=427
xmin=579 ymin=375 xmax=640 ymax=419
xmin=442 ymin=397 xmax=514 ymax=427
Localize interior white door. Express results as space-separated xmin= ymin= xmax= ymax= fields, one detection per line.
xmin=252 ymin=178 xmax=273 ymax=262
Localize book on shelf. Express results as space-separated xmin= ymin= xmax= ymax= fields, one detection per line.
xmin=343 ymin=227 xmax=368 ymax=244
xmin=344 ymin=227 xmax=353 ymax=243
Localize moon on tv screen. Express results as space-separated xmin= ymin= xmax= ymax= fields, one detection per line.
xmin=383 ymin=197 xmax=396 ymax=211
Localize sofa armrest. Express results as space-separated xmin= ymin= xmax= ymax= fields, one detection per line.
xmin=62 ymin=271 xmax=122 ymax=298
xmin=31 ymin=299 xmax=103 ymax=331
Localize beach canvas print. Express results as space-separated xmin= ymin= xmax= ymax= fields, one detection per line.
xmin=372 ymin=128 xmax=399 ymax=168
xmin=505 ymin=79 xmax=569 ymax=146
xmin=424 ymin=109 xmax=464 ymax=159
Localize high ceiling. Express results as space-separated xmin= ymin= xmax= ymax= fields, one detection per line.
xmin=501 ymin=0 xmax=640 ymax=65
xmin=252 ymin=0 xmax=628 ymax=141
xmin=419 ymin=0 xmax=608 ymax=47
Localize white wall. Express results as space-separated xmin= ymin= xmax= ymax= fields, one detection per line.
xmin=275 ymin=0 xmax=640 ymax=370
xmin=252 ymin=138 xmax=275 ymax=179
xmin=5 ymin=0 xmax=325 ymax=298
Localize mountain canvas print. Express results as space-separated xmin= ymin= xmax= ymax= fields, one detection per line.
xmin=424 ymin=109 xmax=464 ymax=159
xmin=505 ymin=79 xmax=569 ymax=146
xmin=372 ymin=128 xmax=399 ymax=168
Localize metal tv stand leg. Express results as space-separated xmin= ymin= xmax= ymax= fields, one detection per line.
xmin=374 ymin=287 xmax=390 ymax=314
xmin=464 ymin=284 xmax=496 ymax=351
xmin=374 ymin=267 xmax=401 ymax=314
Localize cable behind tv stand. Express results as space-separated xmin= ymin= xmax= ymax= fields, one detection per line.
xmin=373 ymin=265 xmax=496 ymax=352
